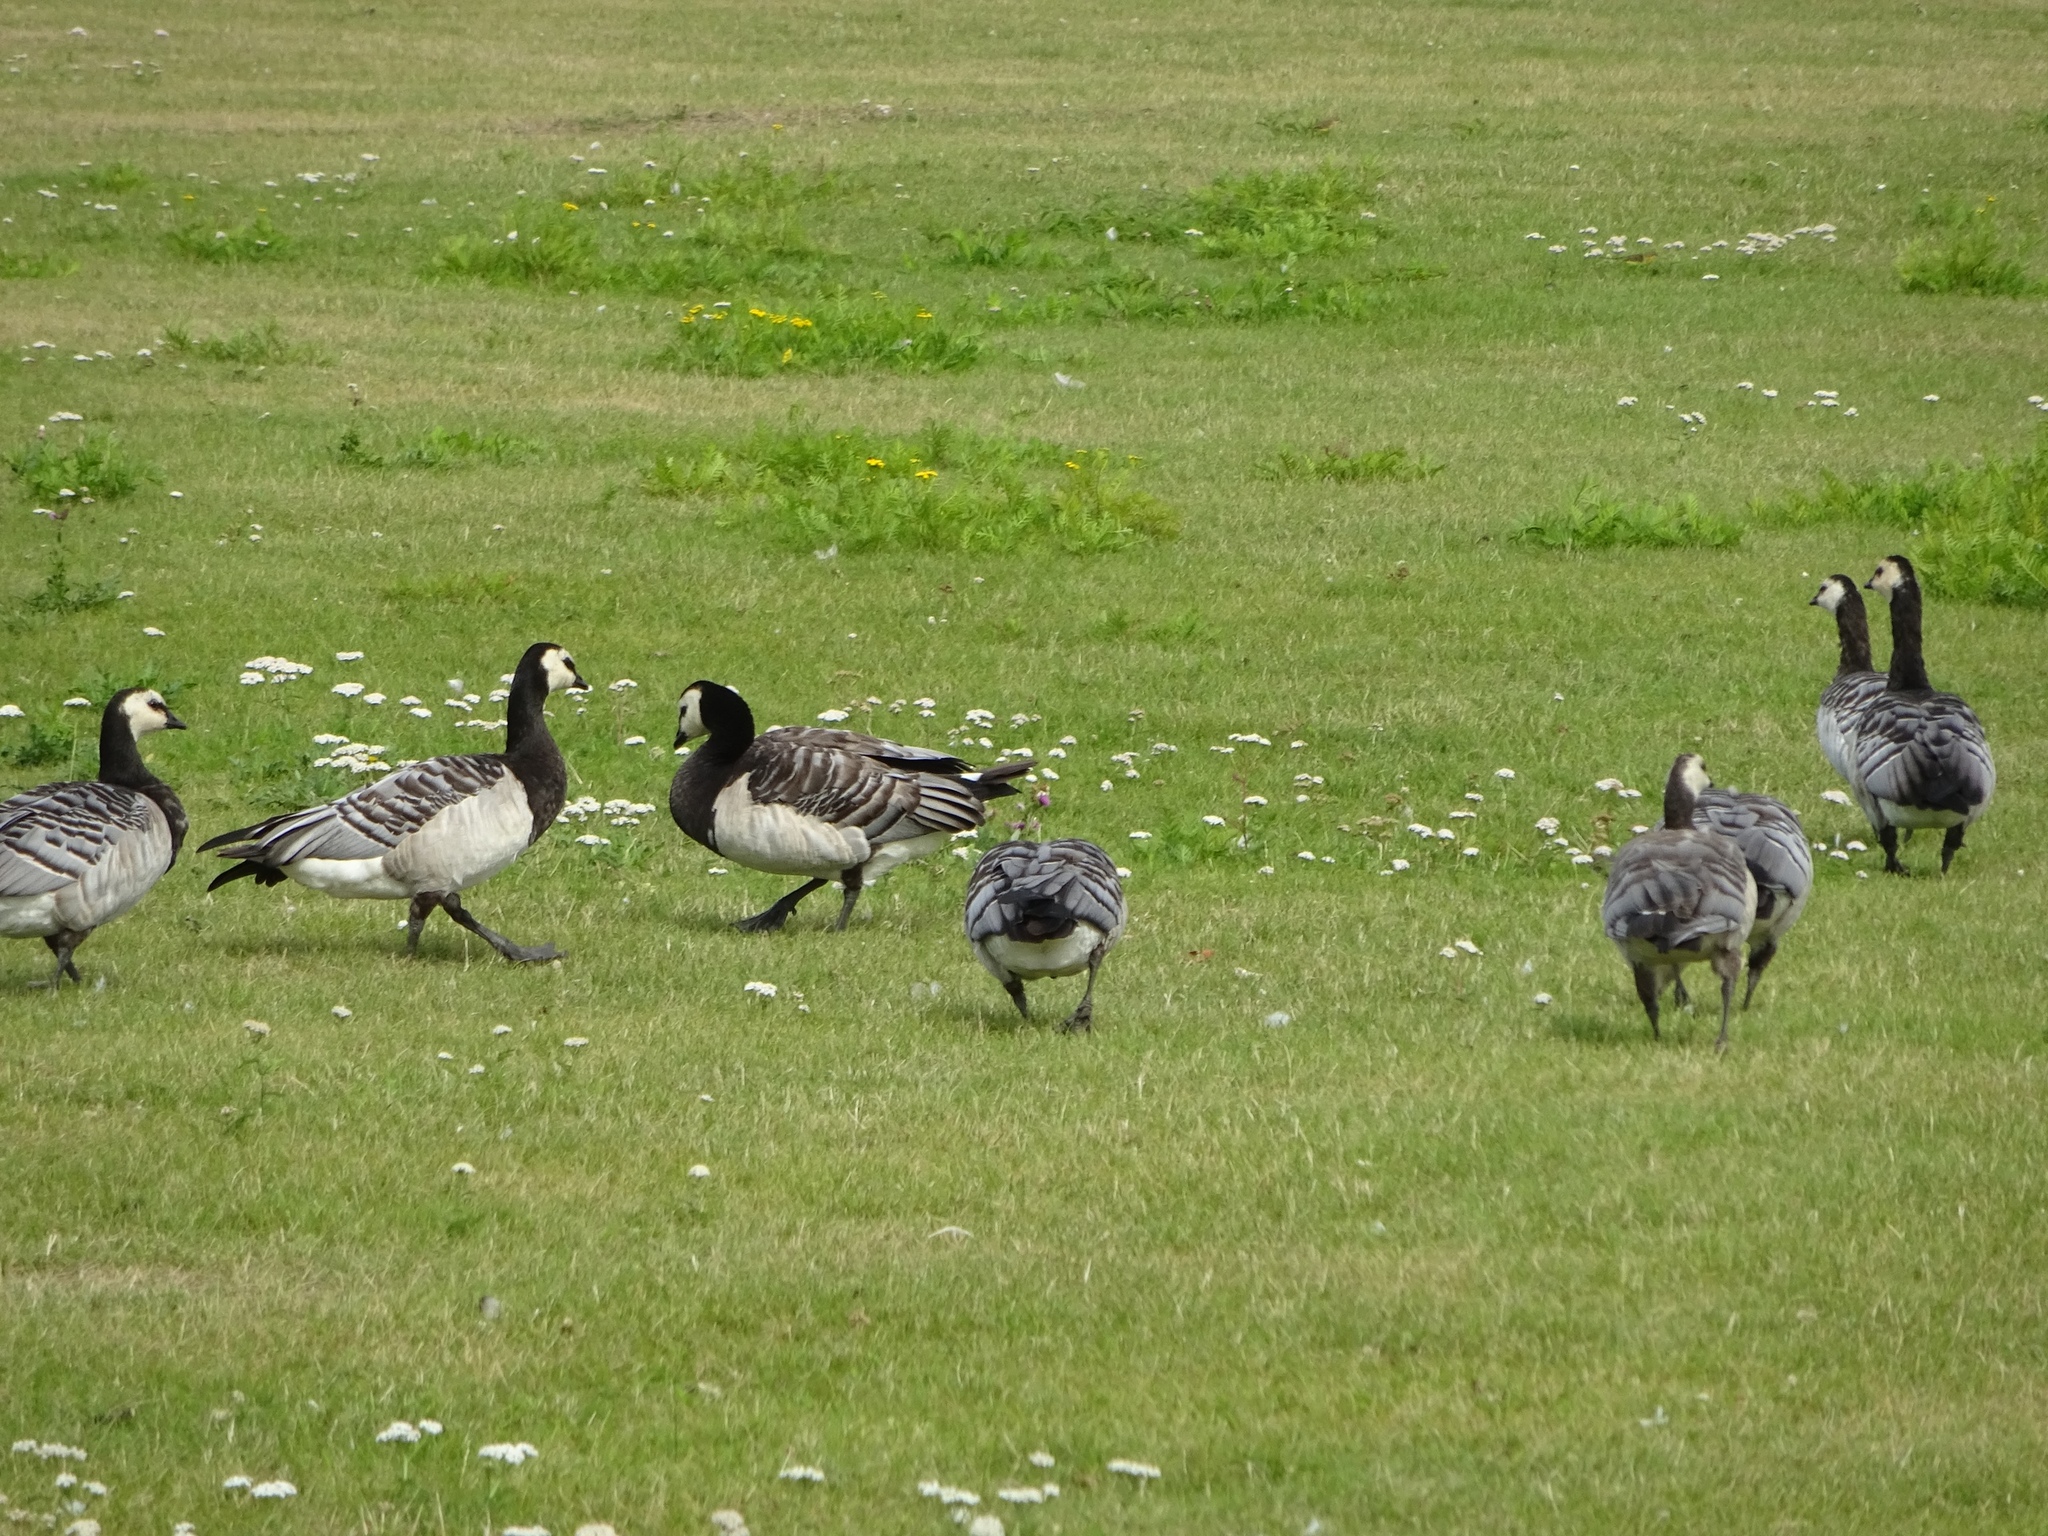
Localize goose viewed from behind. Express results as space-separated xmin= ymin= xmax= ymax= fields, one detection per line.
xmin=202 ymin=642 xmax=585 ymax=961
xmin=1809 ymin=574 xmax=1888 ymax=793
xmin=964 ymin=839 xmax=1127 ymax=1031
xmin=1858 ymin=554 xmax=1995 ymax=874
xmin=1 ymin=688 xmax=188 ymax=987
xmin=1601 ymin=754 xmax=1757 ymax=1050
xmin=670 ymin=680 xmax=1033 ymax=932
xmin=1689 ymin=787 xmax=1812 ymax=1010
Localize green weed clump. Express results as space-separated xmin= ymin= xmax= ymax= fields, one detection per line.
xmin=0 ymin=250 xmax=78 ymax=279
xmin=1254 ymin=444 xmax=1441 ymax=483
xmin=168 ymin=213 xmax=291 ymax=263
xmin=162 ymin=319 xmax=299 ymax=365
xmin=1187 ymin=162 xmax=1382 ymax=260
xmin=0 ymin=718 xmax=72 ymax=772
xmin=1514 ymin=486 xmax=1743 ymax=550
xmin=1754 ymin=443 xmax=2048 ymax=605
xmin=930 ymin=227 xmax=1050 ymax=267
xmin=650 ymin=300 xmax=980 ymax=376
xmin=80 ymin=161 xmax=148 ymax=194
xmin=336 ymin=425 xmax=542 ymax=469
xmin=6 ymin=432 xmax=159 ymax=504
xmin=1897 ymin=203 xmax=2030 ymax=295
xmin=646 ymin=421 xmax=1177 ymax=554
xmin=12 ymin=558 xmax=121 ymax=623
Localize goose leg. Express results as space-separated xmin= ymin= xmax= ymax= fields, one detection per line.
xmin=1940 ymin=825 xmax=1965 ymax=874
xmin=1632 ymin=963 xmax=1661 ymax=1040
xmin=1712 ymin=950 xmax=1741 ymax=1053
xmin=1879 ymin=827 xmax=1908 ymax=876
xmin=1059 ymin=946 xmax=1105 ymax=1033
xmin=437 ymin=892 xmax=561 ymax=963
xmin=1741 ymin=939 xmax=1778 ymax=1009
xmin=1004 ymin=978 xmax=1029 ymax=1018
xmin=38 ymin=931 xmax=87 ymax=988
xmin=405 ymin=892 xmax=436 ymax=957
xmin=832 ymin=867 xmax=864 ymax=932
xmin=1672 ymin=975 xmax=1692 ymax=1011
xmin=734 ymin=878 xmax=828 ymax=933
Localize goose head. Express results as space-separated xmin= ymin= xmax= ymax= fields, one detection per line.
xmin=1865 ymin=554 xmax=1915 ymax=601
xmin=518 ymin=642 xmax=588 ymax=694
xmin=1668 ymin=752 xmax=1713 ymax=801
xmin=674 ymin=680 xmax=749 ymax=748
xmin=1809 ymin=574 xmax=1859 ymax=611
xmin=115 ymin=686 xmax=185 ymax=737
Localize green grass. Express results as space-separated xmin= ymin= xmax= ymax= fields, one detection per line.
xmin=1516 ymin=485 xmax=1746 ymax=551
xmin=3 ymin=1 xmax=2048 ymax=1531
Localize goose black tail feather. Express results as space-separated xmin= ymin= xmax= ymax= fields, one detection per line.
xmin=1000 ymin=896 xmax=1079 ymax=944
xmin=966 ymin=761 xmax=1033 ymax=801
xmin=199 ymin=820 xmax=276 ymax=853
xmin=208 ymin=860 xmax=289 ymax=892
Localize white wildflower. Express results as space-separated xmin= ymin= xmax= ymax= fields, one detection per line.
xmin=1107 ymin=1459 xmax=1162 ymax=1480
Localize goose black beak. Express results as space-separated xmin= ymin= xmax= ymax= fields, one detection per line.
xmin=164 ymin=712 xmax=188 ymax=731
xmin=673 ymin=728 xmax=688 ymax=749
xmin=570 ymin=671 xmax=589 ymax=692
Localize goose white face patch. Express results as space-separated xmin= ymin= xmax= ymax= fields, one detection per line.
xmin=1868 ymin=558 xmax=1906 ymax=596
xmin=542 ymin=648 xmax=581 ymax=693
xmin=1676 ymin=755 xmax=1713 ymax=799
xmin=122 ymin=689 xmax=175 ymax=737
xmin=1812 ymin=577 xmax=1849 ymax=611
xmin=675 ymin=688 xmax=706 ymax=743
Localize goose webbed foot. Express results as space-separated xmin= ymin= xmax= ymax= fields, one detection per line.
xmin=1058 ymin=949 xmax=1105 ymax=1033
xmin=1879 ymin=827 xmax=1909 ymax=876
xmin=734 ymin=878 xmax=828 ymax=933
xmin=37 ymin=932 xmax=86 ymax=988
xmin=438 ymin=892 xmax=561 ymax=964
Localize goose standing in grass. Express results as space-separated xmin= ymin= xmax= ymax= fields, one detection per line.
xmin=203 ymin=642 xmax=585 ymax=961
xmin=1855 ymin=555 xmax=1995 ymax=874
xmin=1 ymin=688 xmax=187 ymax=987
xmin=964 ymin=839 xmax=1127 ymax=1031
xmin=669 ymin=680 xmax=1032 ymax=932
xmin=1601 ymin=754 xmax=1757 ymax=1050
xmin=1690 ymin=787 xmax=1812 ymax=1010
xmin=1810 ymin=573 xmax=1888 ymax=792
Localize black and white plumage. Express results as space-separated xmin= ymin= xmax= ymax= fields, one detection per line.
xmin=1855 ymin=554 xmax=1996 ymax=874
xmin=669 ymin=681 xmax=1032 ymax=932
xmin=964 ymin=839 xmax=1127 ymax=1031
xmin=1 ymin=688 xmax=188 ymax=986
xmin=1601 ymin=754 xmax=1758 ymax=1050
xmin=1691 ymin=788 xmax=1812 ymax=1009
xmin=202 ymin=642 xmax=586 ymax=961
xmin=1810 ymin=574 xmax=1888 ymax=792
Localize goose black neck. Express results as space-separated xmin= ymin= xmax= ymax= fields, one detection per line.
xmin=695 ymin=684 xmax=758 ymax=767
xmin=96 ymin=703 xmax=158 ymax=790
xmin=1832 ymin=587 xmax=1874 ymax=676
xmin=1662 ymin=760 xmax=1700 ymax=831
xmin=1884 ymin=577 xmax=1932 ymax=693
xmin=505 ymin=660 xmax=556 ymax=760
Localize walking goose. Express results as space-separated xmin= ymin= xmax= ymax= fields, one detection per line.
xmin=1 ymin=688 xmax=187 ymax=986
xmin=964 ymin=839 xmax=1127 ymax=1031
xmin=202 ymin=642 xmax=585 ymax=961
xmin=1690 ymin=788 xmax=1812 ymax=1009
xmin=1810 ymin=574 xmax=1887 ymax=792
xmin=1858 ymin=554 xmax=1995 ymax=874
xmin=669 ymin=680 xmax=1032 ymax=931
xmin=1601 ymin=754 xmax=1757 ymax=1050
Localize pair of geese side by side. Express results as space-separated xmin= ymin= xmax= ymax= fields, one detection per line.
xmin=1813 ymin=555 xmax=1995 ymax=875
xmin=670 ymin=679 xmax=1128 ymax=1027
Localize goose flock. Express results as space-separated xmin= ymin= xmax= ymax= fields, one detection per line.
xmin=0 ymin=554 xmax=1997 ymax=1041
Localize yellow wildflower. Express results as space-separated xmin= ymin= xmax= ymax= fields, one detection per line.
xmin=562 ymin=201 xmax=578 ymax=211
xmin=915 ymin=468 xmax=938 ymax=481
xmin=780 ymin=347 xmax=794 ymax=364
xmin=749 ymin=307 xmax=767 ymax=318
xmin=1064 ymin=460 xmax=1080 ymax=470
xmin=914 ymin=309 xmax=933 ymax=319
xmin=790 ymin=316 xmax=813 ymax=328
xmin=866 ymin=458 xmax=886 ymax=468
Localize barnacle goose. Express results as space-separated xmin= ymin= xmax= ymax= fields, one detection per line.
xmin=964 ymin=839 xmax=1127 ymax=1031
xmin=1809 ymin=574 xmax=1888 ymax=792
xmin=1857 ymin=554 xmax=1995 ymax=874
xmin=1690 ymin=788 xmax=1812 ymax=1010
xmin=202 ymin=642 xmax=585 ymax=961
xmin=669 ymin=680 xmax=1032 ymax=932
xmin=1 ymin=688 xmax=187 ymax=986
xmin=1600 ymin=754 xmax=1757 ymax=1050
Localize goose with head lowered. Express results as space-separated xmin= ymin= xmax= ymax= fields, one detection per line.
xmin=965 ymin=838 xmax=1127 ymax=1031
xmin=1856 ymin=554 xmax=1995 ymax=874
xmin=1 ymin=688 xmax=187 ymax=987
xmin=1809 ymin=574 xmax=1888 ymax=793
xmin=1601 ymin=754 xmax=1757 ymax=1050
xmin=1686 ymin=786 xmax=1812 ymax=1011
xmin=202 ymin=642 xmax=586 ymax=961
xmin=670 ymin=680 xmax=1033 ymax=932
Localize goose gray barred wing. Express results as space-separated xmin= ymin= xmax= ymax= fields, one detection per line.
xmin=966 ymin=840 xmax=1126 ymax=942
xmin=1602 ymin=832 xmax=1752 ymax=951
xmin=1816 ymin=671 xmax=1887 ymax=783
xmin=203 ymin=754 xmax=511 ymax=864
xmin=741 ymin=740 xmax=991 ymax=840
xmin=762 ymin=726 xmax=975 ymax=774
xmin=0 ymin=781 xmax=155 ymax=897
xmin=1854 ymin=693 xmax=1995 ymax=816
xmin=1694 ymin=790 xmax=1812 ymax=908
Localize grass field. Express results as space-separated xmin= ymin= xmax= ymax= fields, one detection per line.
xmin=4 ymin=1 xmax=2048 ymax=1531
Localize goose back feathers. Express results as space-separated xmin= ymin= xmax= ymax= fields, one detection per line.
xmin=965 ymin=839 xmax=1127 ymax=1030
xmin=202 ymin=642 xmax=585 ymax=961
xmin=1692 ymin=787 xmax=1811 ymax=1007
xmin=1602 ymin=755 xmax=1757 ymax=1048
xmin=670 ymin=680 xmax=1030 ymax=931
xmin=1 ymin=688 xmax=187 ymax=985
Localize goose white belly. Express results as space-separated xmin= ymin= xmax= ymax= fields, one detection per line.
xmin=1874 ymin=798 xmax=1970 ymax=830
xmin=287 ymin=777 xmax=534 ymax=899
xmin=0 ymin=890 xmax=65 ymax=938
xmin=711 ymin=778 xmax=872 ymax=875
xmin=1613 ymin=934 xmax=1733 ymax=972
xmin=978 ymin=922 xmax=1106 ymax=981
